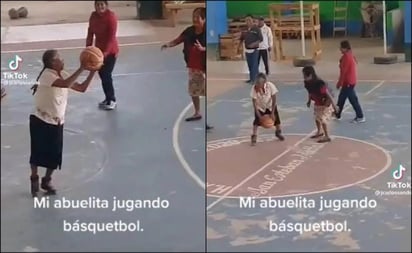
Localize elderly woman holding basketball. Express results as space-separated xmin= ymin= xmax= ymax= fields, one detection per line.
xmin=250 ymin=73 xmax=285 ymax=146
xmin=29 ymin=49 xmax=96 ymax=197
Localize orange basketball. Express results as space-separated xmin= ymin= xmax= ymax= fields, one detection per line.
xmin=260 ymin=115 xmax=274 ymax=129
xmin=80 ymin=46 xmax=104 ymax=71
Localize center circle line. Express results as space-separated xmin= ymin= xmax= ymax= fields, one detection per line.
xmin=206 ymin=133 xmax=392 ymax=200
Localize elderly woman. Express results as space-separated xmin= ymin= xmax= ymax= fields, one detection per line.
xmin=29 ymin=49 xmax=95 ymax=197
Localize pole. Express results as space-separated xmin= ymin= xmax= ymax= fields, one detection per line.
xmin=382 ymin=0 xmax=387 ymax=55
xmin=300 ymin=0 xmax=306 ymax=56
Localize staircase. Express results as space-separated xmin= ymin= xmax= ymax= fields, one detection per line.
xmin=333 ymin=0 xmax=348 ymax=37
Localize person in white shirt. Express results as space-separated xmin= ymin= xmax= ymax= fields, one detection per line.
xmin=257 ymin=17 xmax=273 ymax=75
xmin=250 ymin=73 xmax=285 ymax=145
xmin=29 ymin=49 xmax=96 ymax=197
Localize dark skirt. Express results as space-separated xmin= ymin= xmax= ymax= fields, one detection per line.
xmin=29 ymin=115 xmax=63 ymax=170
xmin=253 ymin=107 xmax=281 ymax=126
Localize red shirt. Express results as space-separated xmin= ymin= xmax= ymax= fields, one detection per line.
xmin=187 ymin=45 xmax=203 ymax=71
xmin=305 ymin=79 xmax=328 ymax=106
xmin=86 ymin=10 xmax=119 ymax=57
xmin=175 ymin=26 xmax=206 ymax=72
xmin=337 ymin=51 xmax=357 ymax=88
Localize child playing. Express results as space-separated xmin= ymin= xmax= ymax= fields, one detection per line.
xmin=250 ymin=73 xmax=285 ymax=145
xmin=303 ymin=66 xmax=339 ymax=143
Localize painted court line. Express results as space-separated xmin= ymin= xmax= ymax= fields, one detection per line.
xmin=206 ymin=80 xmax=386 ymax=211
xmin=112 ymin=70 xmax=185 ymax=77
xmin=207 ymin=77 xmax=411 ymax=83
xmin=173 ymin=103 xmax=205 ymax=189
xmin=206 ymin=133 xmax=392 ymax=199
xmin=1 ymin=41 xmax=164 ymax=54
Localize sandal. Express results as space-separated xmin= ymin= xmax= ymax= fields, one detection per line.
xmin=275 ymin=130 xmax=285 ymax=141
xmin=317 ymin=137 xmax=331 ymax=143
xmin=185 ymin=115 xmax=202 ymax=121
xmin=310 ymin=133 xmax=324 ymax=139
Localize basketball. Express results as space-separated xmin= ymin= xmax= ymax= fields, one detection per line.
xmin=8 ymin=8 xmax=19 ymax=20
xmin=17 ymin=7 xmax=28 ymax=18
xmin=260 ymin=115 xmax=274 ymax=128
xmin=80 ymin=46 xmax=104 ymax=71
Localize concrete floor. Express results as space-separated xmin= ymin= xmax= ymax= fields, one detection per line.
xmin=206 ymin=37 xmax=411 ymax=252
xmin=1 ymin=44 xmax=206 ymax=252
xmin=206 ymin=81 xmax=411 ymax=252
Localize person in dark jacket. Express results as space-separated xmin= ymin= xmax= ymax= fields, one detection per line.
xmin=238 ymin=14 xmax=263 ymax=84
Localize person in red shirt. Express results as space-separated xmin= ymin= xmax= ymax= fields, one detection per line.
xmin=161 ymin=7 xmax=212 ymax=130
xmin=86 ymin=0 xmax=119 ymax=110
xmin=303 ymin=66 xmax=338 ymax=143
xmin=335 ymin=40 xmax=365 ymax=123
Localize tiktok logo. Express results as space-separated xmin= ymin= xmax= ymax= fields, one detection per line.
xmin=392 ymin=164 xmax=407 ymax=181
xmin=8 ymin=55 xmax=23 ymax=71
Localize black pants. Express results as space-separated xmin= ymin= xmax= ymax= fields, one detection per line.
xmin=98 ymin=54 xmax=117 ymax=102
xmin=258 ymin=49 xmax=269 ymax=75
xmin=337 ymin=85 xmax=364 ymax=118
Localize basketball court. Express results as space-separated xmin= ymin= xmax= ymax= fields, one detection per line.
xmin=205 ymin=38 xmax=411 ymax=252
xmin=1 ymin=39 xmax=205 ymax=252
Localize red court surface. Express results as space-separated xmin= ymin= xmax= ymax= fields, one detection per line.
xmin=207 ymin=134 xmax=390 ymax=198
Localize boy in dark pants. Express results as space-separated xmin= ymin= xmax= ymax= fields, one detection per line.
xmin=335 ymin=40 xmax=365 ymax=123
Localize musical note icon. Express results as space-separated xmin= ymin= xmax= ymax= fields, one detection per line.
xmin=392 ymin=164 xmax=407 ymax=180
xmin=9 ymin=55 xmax=23 ymax=71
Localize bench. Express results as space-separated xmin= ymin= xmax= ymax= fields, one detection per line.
xmin=163 ymin=1 xmax=205 ymax=27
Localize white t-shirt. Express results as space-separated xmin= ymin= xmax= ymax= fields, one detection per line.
xmin=250 ymin=81 xmax=279 ymax=111
xmin=33 ymin=68 xmax=70 ymax=125
xmin=258 ymin=24 xmax=273 ymax=50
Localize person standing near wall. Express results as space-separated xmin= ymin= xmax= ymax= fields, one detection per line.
xmin=238 ymin=14 xmax=263 ymax=84
xmin=86 ymin=0 xmax=119 ymax=110
xmin=257 ymin=17 xmax=273 ymax=76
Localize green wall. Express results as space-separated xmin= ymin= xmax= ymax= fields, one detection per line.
xmin=227 ymin=1 xmax=400 ymax=22
xmin=399 ymin=0 xmax=404 ymax=10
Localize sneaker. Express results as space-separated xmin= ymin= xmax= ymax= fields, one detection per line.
xmin=351 ymin=117 xmax=366 ymax=123
xmin=333 ymin=112 xmax=341 ymax=120
xmin=103 ymin=101 xmax=117 ymax=110
xmin=98 ymin=99 xmax=107 ymax=108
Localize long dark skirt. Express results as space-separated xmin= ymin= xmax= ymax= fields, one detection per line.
xmin=29 ymin=115 xmax=63 ymax=170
